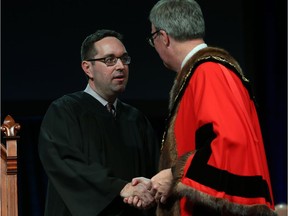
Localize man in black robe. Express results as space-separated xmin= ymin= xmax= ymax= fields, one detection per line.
xmin=38 ymin=29 xmax=159 ymax=216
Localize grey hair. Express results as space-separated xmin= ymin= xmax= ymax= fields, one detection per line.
xmin=149 ymin=0 xmax=205 ymax=41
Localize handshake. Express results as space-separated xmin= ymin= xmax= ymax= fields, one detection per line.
xmin=120 ymin=168 xmax=173 ymax=209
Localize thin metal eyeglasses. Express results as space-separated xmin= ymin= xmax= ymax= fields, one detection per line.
xmin=85 ymin=54 xmax=131 ymax=66
xmin=147 ymin=30 xmax=161 ymax=47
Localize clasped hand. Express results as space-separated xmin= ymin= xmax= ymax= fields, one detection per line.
xmin=120 ymin=168 xmax=173 ymax=209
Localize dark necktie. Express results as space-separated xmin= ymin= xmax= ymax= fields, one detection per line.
xmin=106 ymin=103 xmax=116 ymax=118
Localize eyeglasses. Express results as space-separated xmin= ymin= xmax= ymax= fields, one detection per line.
xmin=86 ymin=54 xmax=131 ymax=66
xmin=147 ymin=30 xmax=161 ymax=47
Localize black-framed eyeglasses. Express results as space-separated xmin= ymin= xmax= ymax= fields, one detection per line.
xmin=85 ymin=54 xmax=131 ymax=66
xmin=147 ymin=30 xmax=161 ymax=47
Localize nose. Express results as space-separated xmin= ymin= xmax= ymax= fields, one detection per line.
xmin=115 ymin=58 xmax=125 ymax=68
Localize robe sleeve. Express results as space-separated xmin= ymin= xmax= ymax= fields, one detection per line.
xmin=38 ymin=99 xmax=127 ymax=215
xmin=172 ymin=62 xmax=275 ymax=214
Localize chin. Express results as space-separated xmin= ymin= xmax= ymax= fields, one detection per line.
xmin=115 ymin=86 xmax=126 ymax=93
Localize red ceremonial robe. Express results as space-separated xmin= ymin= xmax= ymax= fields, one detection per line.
xmin=157 ymin=47 xmax=276 ymax=216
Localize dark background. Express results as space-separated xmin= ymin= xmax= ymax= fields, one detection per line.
xmin=1 ymin=0 xmax=287 ymax=215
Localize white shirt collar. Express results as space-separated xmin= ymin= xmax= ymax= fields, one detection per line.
xmin=84 ymin=84 xmax=117 ymax=108
xmin=181 ymin=43 xmax=208 ymax=69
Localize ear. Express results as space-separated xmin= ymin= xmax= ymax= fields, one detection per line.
xmin=81 ymin=61 xmax=93 ymax=79
xmin=160 ymin=30 xmax=170 ymax=47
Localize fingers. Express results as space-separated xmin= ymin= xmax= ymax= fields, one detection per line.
xmin=132 ymin=196 xmax=139 ymax=206
xmin=160 ymin=195 xmax=167 ymax=204
xmin=129 ymin=168 xmax=173 ymax=205
xmin=131 ymin=178 xmax=140 ymax=186
xmin=124 ymin=196 xmax=154 ymax=209
xmin=122 ymin=176 xmax=173 ymax=209
xmin=120 ymin=182 xmax=132 ymax=197
xmin=134 ymin=183 xmax=154 ymax=201
xmin=123 ymin=183 xmax=155 ymax=209
xmin=132 ymin=177 xmax=152 ymax=190
xmin=154 ymin=191 xmax=162 ymax=202
xmin=150 ymin=169 xmax=173 ymax=203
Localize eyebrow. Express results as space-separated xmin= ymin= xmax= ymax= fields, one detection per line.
xmin=101 ymin=53 xmax=129 ymax=58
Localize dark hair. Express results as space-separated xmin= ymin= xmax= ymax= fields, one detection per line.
xmin=80 ymin=29 xmax=123 ymax=61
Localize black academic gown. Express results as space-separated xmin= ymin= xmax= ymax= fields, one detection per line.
xmin=38 ymin=91 xmax=159 ymax=216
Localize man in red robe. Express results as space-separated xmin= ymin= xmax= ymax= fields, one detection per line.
xmin=124 ymin=0 xmax=276 ymax=215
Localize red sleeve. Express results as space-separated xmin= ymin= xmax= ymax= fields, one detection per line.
xmin=173 ymin=62 xmax=274 ymax=208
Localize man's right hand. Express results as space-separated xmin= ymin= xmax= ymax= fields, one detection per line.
xmin=120 ymin=177 xmax=156 ymax=209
